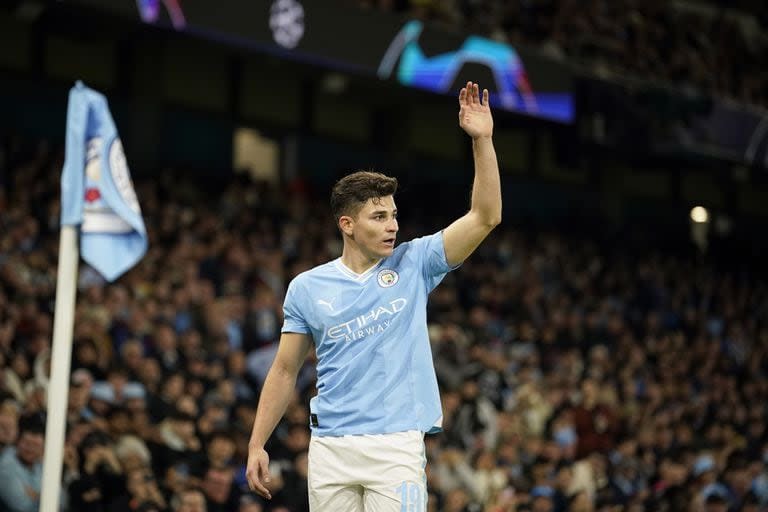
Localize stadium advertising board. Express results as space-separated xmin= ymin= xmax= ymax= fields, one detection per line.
xmin=64 ymin=0 xmax=575 ymax=123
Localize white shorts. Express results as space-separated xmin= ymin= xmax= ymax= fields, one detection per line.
xmin=308 ymin=430 xmax=427 ymax=512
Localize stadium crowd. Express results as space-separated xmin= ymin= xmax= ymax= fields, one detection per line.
xmin=356 ymin=0 xmax=768 ymax=110
xmin=1 ymin=135 xmax=768 ymax=512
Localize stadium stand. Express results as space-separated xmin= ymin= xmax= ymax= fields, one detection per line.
xmin=1 ymin=132 xmax=767 ymax=511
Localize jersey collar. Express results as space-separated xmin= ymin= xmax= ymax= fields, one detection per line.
xmin=333 ymin=258 xmax=383 ymax=282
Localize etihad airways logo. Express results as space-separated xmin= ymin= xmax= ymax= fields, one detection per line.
xmin=326 ymin=298 xmax=407 ymax=342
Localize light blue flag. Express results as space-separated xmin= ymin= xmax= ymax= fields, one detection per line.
xmin=60 ymin=81 xmax=147 ymax=282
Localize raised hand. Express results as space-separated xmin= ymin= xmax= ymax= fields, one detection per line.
xmin=458 ymin=81 xmax=493 ymax=139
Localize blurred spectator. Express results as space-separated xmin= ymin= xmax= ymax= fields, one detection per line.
xmin=116 ymin=467 xmax=168 ymax=512
xmin=147 ymin=409 xmax=202 ymax=481
xmin=68 ymin=430 xmax=126 ymax=511
xmin=0 ymin=414 xmax=44 ymax=512
xmin=115 ymin=434 xmax=154 ymax=473
xmin=201 ymin=466 xmax=239 ymax=512
xmin=190 ymin=429 xmax=236 ymax=477
xmin=570 ymin=378 xmax=619 ymax=459
xmin=172 ymin=487 xmax=207 ymax=512
xmin=0 ymin=399 xmax=20 ymax=449
xmin=237 ymin=494 xmax=263 ymax=512
xmin=148 ymin=372 xmax=186 ymax=423
xmin=279 ymin=451 xmax=309 ymax=512
xmin=67 ymin=368 xmax=95 ymax=424
xmin=530 ymin=485 xmax=555 ymax=512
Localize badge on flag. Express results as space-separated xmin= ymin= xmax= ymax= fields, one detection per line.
xmin=60 ymin=81 xmax=147 ymax=282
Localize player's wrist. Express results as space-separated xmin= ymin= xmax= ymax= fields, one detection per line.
xmin=248 ymin=439 xmax=266 ymax=450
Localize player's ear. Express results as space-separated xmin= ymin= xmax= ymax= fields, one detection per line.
xmin=339 ymin=215 xmax=354 ymax=236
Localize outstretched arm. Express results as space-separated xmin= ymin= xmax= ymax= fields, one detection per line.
xmin=246 ymin=332 xmax=312 ymax=499
xmin=443 ymin=81 xmax=501 ymax=267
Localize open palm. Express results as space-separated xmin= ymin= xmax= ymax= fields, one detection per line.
xmin=458 ymin=81 xmax=493 ymax=139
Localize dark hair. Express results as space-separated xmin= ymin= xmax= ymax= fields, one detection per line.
xmin=705 ymin=494 xmax=727 ymax=504
xmin=18 ymin=412 xmax=45 ymax=436
xmin=77 ymin=429 xmax=113 ymax=473
xmin=106 ymin=405 xmax=130 ymax=419
xmin=79 ymin=429 xmax=111 ymax=451
xmin=330 ymin=171 xmax=398 ymax=222
xmin=135 ymin=501 xmax=162 ymax=512
xmin=207 ymin=429 xmax=235 ymax=444
xmin=168 ymin=408 xmax=196 ymax=423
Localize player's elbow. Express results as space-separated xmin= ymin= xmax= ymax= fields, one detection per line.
xmin=482 ymin=213 xmax=502 ymax=229
xmin=470 ymin=204 xmax=501 ymax=229
xmin=469 ymin=210 xmax=501 ymax=231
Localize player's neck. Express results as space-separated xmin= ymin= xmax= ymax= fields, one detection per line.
xmin=340 ymin=245 xmax=381 ymax=275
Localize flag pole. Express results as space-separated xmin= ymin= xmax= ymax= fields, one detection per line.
xmin=40 ymin=224 xmax=79 ymax=512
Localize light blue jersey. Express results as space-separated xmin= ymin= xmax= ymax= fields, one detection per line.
xmin=282 ymin=231 xmax=456 ymax=437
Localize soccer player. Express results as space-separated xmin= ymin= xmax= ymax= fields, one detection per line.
xmin=246 ymin=81 xmax=500 ymax=511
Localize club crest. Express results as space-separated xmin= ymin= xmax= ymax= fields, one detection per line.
xmin=377 ymin=269 xmax=399 ymax=288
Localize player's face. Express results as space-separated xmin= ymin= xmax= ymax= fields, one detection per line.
xmin=351 ymin=196 xmax=399 ymax=259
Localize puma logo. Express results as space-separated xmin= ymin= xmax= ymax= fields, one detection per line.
xmin=317 ymin=298 xmax=336 ymax=312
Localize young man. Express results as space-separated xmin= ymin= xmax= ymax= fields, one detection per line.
xmin=246 ymin=81 xmax=500 ymax=511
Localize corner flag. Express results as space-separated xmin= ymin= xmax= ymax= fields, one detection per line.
xmin=60 ymin=80 xmax=147 ymax=282
xmin=41 ymin=81 xmax=147 ymax=512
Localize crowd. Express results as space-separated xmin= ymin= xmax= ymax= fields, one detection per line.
xmin=1 ymin=133 xmax=768 ymax=512
xmin=355 ymin=0 xmax=768 ymax=110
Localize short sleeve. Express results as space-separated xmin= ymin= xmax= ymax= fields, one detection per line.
xmin=281 ymin=278 xmax=311 ymax=334
xmin=412 ymin=231 xmax=459 ymax=292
